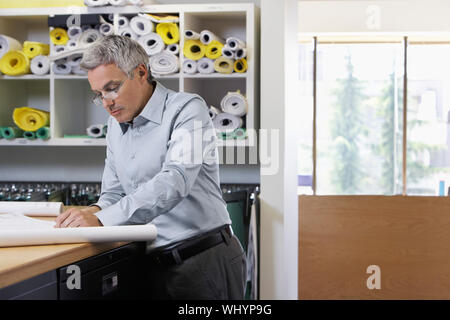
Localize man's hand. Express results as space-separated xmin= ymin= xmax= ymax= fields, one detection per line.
xmin=55 ymin=206 xmax=103 ymax=228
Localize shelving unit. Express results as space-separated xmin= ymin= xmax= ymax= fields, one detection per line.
xmin=0 ymin=3 xmax=259 ymax=150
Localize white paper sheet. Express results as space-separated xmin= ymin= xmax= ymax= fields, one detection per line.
xmin=0 ymin=202 xmax=63 ymax=216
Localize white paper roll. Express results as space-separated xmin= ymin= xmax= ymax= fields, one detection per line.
xmin=208 ymin=106 xmax=222 ymax=120
xmin=220 ymin=91 xmax=248 ymax=117
xmin=52 ymin=59 xmax=72 ymax=75
xmin=165 ymin=43 xmax=179 ymax=55
xmin=53 ymin=45 xmax=67 ymax=54
xmin=212 ymin=112 xmax=243 ymax=134
xmin=225 ymin=37 xmax=246 ymax=50
xmin=67 ymin=53 xmax=83 ymax=67
xmin=66 ymin=39 xmax=78 ymax=49
xmin=72 ymin=64 xmax=87 ymax=75
xmin=99 ymin=23 xmax=114 ymax=36
xmin=182 ymin=59 xmax=197 ymax=74
xmin=150 ymin=51 xmax=179 ymax=75
xmin=0 ymin=201 xmax=62 ymax=216
xmin=184 ymin=30 xmax=200 ymax=40
xmin=127 ymin=0 xmax=143 ymax=4
xmin=235 ymin=48 xmax=247 ymax=60
xmin=84 ymin=0 xmax=108 ymax=6
xmin=197 ymin=57 xmax=214 ymax=74
xmin=119 ymin=27 xmax=138 ymax=40
xmin=117 ymin=16 xmax=130 ymax=29
xmin=81 ymin=25 xmax=92 ymax=32
xmin=138 ymin=32 xmax=164 ymax=56
xmin=78 ymin=29 xmax=103 ymax=46
xmin=200 ymin=30 xmax=224 ymax=45
xmin=0 ymin=35 xmax=22 ymax=59
xmin=67 ymin=26 xmax=82 ymax=40
xmin=222 ymin=47 xmax=236 ymax=59
xmin=108 ymin=0 xmax=127 ymax=5
xmin=30 ymin=55 xmax=50 ymax=75
xmin=130 ymin=16 xmax=154 ymax=36
xmin=87 ymin=124 xmax=106 ymax=138
xmin=0 ymin=223 xmax=157 ymax=247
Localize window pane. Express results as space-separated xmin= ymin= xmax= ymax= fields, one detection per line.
xmin=407 ymin=44 xmax=450 ymax=195
xmin=316 ymin=43 xmax=404 ymax=195
xmin=298 ymin=41 xmax=314 ymax=195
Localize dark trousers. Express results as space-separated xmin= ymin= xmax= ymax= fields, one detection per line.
xmin=145 ymin=232 xmax=247 ymax=300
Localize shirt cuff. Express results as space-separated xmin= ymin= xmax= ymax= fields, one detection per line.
xmin=94 ymin=203 xmax=129 ymax=226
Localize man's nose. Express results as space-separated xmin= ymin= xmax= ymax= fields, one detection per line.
xmin=103 ymin=98 xmax=115 ymax=109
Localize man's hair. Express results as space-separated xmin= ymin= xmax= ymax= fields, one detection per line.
xmin=80 ymin=35 xmax=152 ymax=83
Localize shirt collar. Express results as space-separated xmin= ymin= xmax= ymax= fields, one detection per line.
xmin=119 ymin=81 xmax=168 ymax=134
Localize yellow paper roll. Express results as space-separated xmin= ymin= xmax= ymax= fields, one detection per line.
xmin=0 ymin=50 xmax=30 ymax=76
xmin=183 ymin=39 xmax=206 ymax=61
xmin=205 ymin=40 xmax=224 ymax=60
xmin=50 ymin=28 xmax=68 ymax=45
xmin=23 ymin=41 xmax=50 ymax=59
xmin=13 ymin=107 xmax=50 ymax=132
xmin=156 ymin=23 xmax=179 ymax=45
xmin=214 ymin=56 xmax=234 ymax=74
xmin=234 ymin=58 xmax=248 ymax=73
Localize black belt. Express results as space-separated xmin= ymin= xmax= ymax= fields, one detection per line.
xmin=147 ymin=225 xmax=232 ymax=266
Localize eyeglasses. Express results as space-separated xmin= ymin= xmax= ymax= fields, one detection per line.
xmin=92 ymin=78 xmax=129 ymax=107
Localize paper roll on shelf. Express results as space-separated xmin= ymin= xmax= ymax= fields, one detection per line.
xmin=67 ymin=26 xmax=82 ymax=40
xmin=130 ymin=16 xmax=154 ymax=36
xmin=23 ymin=131 xmax=36 ymax=140
xmin=50 ymin=28 xmax=69 ymax=45
xmin=184 ymin=30 xmax=200 ymax=40
xmin=222 ymin=47 xmax=236 ymax=59
xmin=0 ymin=50 xmax=30 ymax=76
xmin=13 ymin=107 xmax=50 ymax=131
xmin=54 ymin=45 xmax=67 ymax=54
xmin=226 ymin=37 xmax=246 ymax=50
xmin=212 ymin=113 xmax=243 ymax=134
xmin=138 ymin=33 xmax=164 ymax=56
xmin=30 ymin=55 xmax=50 ymax=75
xmin=200 ymin=30 xmax=224 ymax=45
xmin=182 ymin=59 xmax=197 ymax=74
xmin=119 ymin=27 xmax=138 ymax=40
xmin=52 ymin=59 xmax=72 ymax=75
xmin=234 ymin=58 xmax=247 ymax=73
xmin=156 ymin=23 xmax=180 ymax=45
xmin=213 ymin=56 xmax=234 ymax=74
xmin=67 ymin=53 xmax=83 ymax=67
xmin=99 ymin=23 xmax=114 ymax=36
xmin=78 ymin=29 xmax=103 ymax=46
xmin=87 ymin=124 xmax=106 ymax=138
xmin=0 ymin=35 xmax=22 ymax=59
xmin=0 ymin=127 xmax=24 ymax=139
xmin=0 ymin=202 xmax=62 ymax=216
xmin=220 ymin=91 xmax=248 ymax=117
xmin=208 ymin=106 xmax=222 ymax=120
xmin=36 ymin=126 xmax=50 ymax=140
xmin=150 ymin=51 xmax=179 ymax=75
xmin=235 ymin=48 xmax=247 ymax=60
xmin=183 ymin=39 xmax=205 ymax=61
xmin=197 ymin=57 xmax=214 ymax=74
xmin=23 ymin=41 xmax=49 ymax=59
xmin=72 ymin=64 xmax=87 ymax=75
xmin=205 ymin=40 xmax=224 ymax=60
xmin=66 ymin=39 xmax=78 ymax=50
xmin=117 ymin=16 xmax=130 ymax=28
xmin=165 ymin=43 xmax=179 ymax=55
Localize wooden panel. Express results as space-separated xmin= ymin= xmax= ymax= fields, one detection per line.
xmin=299 ymin=195 xmax=450 ymax=299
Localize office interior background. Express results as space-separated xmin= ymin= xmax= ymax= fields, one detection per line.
xmin=3 ymin=0 xmax=450 ymax=300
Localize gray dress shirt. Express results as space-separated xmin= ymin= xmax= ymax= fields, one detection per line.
xmin=93 ymin=81 xmax=231 ymax=248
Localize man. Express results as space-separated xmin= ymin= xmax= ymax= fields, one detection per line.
xmin=55 ymin=35 xmax=246 ymax=300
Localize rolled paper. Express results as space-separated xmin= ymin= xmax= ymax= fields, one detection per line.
xmin=66 ymin=39 xmax=78 ymax=49
xmin=1 ymin=127 xmax=24 ymax=139
xmin=53 ymin=45 xmax=67 ymax=54
xmin=234 ymin=58 xmax=247 ymax=73
xmin=156 ymin=23 xmax=180 ymax=45
xmin=23 ymin=131 xmax=36 ymax=140
xmin=130 ymin=16 xmax=154 ymax=36
xmin=208 ymin=106 xmax=222 ymax=120
xmin=212 ymin=112 xmax=243 ymax=134
xmin=0 ymin=35 xmax=22 ymax=59
xmin=182 ymin=59 xmax=197 ymax=74
xmin=23 ymin=41 xmax=50 ymax=59
xmin=200 ymin=30 xmax=224 ymax=45
xmin=196 ymin=57 xmax=214 ymax=74
xmin=50 ymin=28 xmax=69 ymax=45
xmin=81 ymin=25 xmax=92 ymax=32
xmin=72 ymin=64 xmax=87 ymax=75
xmin=108 ymin=0 xmax=127 ymax=5
xmin=84 ymin=0 xmax=108 ymax=5
xmin=0 ymin=50 xmax=30 ymax=76
xmin=235 ymin=48 xmax=247 ymax=60
xmin=234 ymin=128 xmax=247 ymax=139
xmin=78 ymin=29 xmax=103 ymax=46
xmin=222 ymin=47 xmax=236 ymax=59
xmin=99 ymin=23 xmax=114 ymax=36
xmin=183 ymin=39 xmax=205 ymax=61
xmin=13 ymin=107 xmax=50 ymax=131
xmin=184 ymin=30 xmax=200 ymax=40
xmin=138 ymin=32 xmax=164 ymax=56
xmin=30 ymin=55 xmax=50 ymax=75
xmin=213 ymin=56 xmax=234 ymax=74
xmin=52 ymin=59 xmax=72 ymax=75
xmin=117 ymin=16 xmax=130 ymax=29
xmin=87 ymin=124 xmax=106 ymax=138
xmin=225 ymin=37 xmax=246 ymax=50
xmin=165 ymin=43 xmax=179 ymax=55
xmin=66 ymin=53 xmax=83 ymax=67
xmin=149 ymin=51 xmax=179 ymax=75
xmin=67 ymin=26 xmax=83 ymax=40
xmin=36 ymin=126 xmax=50 ymax=140
xmin=118 ymin=27 xmax=138 ymax=40
xmin=127 ymin=0 xmax=143 ymax=4
xmin=141 ymin=13 xmax=179 ymax=24
xmin=220 ymin=90 xmax=248 ymax=117
xmin=205 ymin=40 xmax=224 ymax=60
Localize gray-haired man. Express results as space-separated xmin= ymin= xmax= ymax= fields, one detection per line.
xmin=55 ymin=35 xmax=246 ymax=300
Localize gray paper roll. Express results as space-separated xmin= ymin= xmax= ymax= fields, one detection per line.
xmin=52 ymin=59 xmax=72 ymax=75
xmin=182 ymin=59 xmax=197 ymax=74
xmin=212 ymin=112 xmax=243 ymax=134
xmin=138 ymin=32 xmax=164 ymax=56
xmin=30 ymin=55 xmax=50 ymax=75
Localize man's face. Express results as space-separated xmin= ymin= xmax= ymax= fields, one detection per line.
xmin=88 ymin=63 xmax=143 ymax=123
